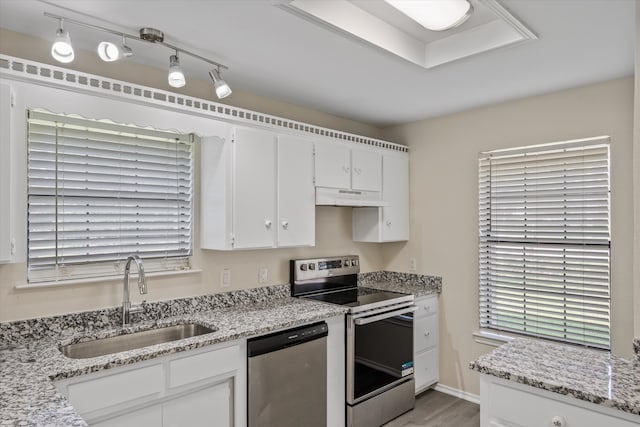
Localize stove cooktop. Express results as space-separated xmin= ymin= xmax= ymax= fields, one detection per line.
xmin=303 ymin=287 xmax=413 ymax=313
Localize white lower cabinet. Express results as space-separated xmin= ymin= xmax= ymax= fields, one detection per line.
xmin=481 ymin=375 xmax=640 ymax=427
xmin=92 ymin=404 xmax=162 ymax=427
xmin=413 ymin=295 xmax=439 ymax=394
xmin=163 ymin=381 xmax=232 ymax=427
xmin=56 ymin=340 xmax=245 ymax=427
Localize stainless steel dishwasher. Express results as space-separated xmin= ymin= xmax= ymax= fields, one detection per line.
xmin=247 ymin=321 xmax=328 ymax=427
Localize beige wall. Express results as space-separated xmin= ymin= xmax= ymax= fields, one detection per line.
xmin=633 ymin=0 xmax=640 ymax=338
xmin=0 ymin=28 xmax=387 ymax=322
xmin=382 ymin=77 xmax=636 ymax=396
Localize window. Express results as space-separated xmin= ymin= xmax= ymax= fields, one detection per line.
xmin=478 ymin=137 xmax=610 ymax=349
xmin=27 ymin=110 xmax=193 ymax=283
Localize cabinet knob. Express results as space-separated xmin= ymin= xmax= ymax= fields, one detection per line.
xmin=385 ymin=221 xmax=392 ymax=227
xmin=551 ymin=416 xmax=565 ymax=427
xmin=342 ymin=166 xmax=350 ymax=174
xmin=265 ymin=220 xmax=272 ymax=229
xmin=424 ymin=330 xmax=430 ymax=337
xmin=281 ymin=220 xmax=289 ymax=230
xmin=354 ymin=167 xmax=362 ymax=175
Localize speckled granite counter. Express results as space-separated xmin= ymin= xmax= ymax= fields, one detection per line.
xmin=0 ymin=288 xmax=347 ymax=426
xmin=470 ymin=338 xmax=640 ymax=416
xmin=358 ymin=271 xmax=442 ymax=297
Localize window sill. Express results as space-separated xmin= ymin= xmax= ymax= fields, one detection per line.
xmin=15 ymin=268 xmax=203 ymax=289
xmin=472 ymin=330 xmax=515 ymax=347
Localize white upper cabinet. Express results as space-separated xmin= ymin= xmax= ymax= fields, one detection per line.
xmin=0 ymin=83 xmax=12 ymax=263
xmin=232 ymin=127 xmax=277 ymax=249
xmin=200 ymin=124 xmax=315 ymax=250
xmin=353 ymin=152 xmax=409 ymax=242
xmin=351 ymin=149 xmax=382 ymax=192
xmin=315 ymin=141 xmax=382 ymax=192
xmin=314 ymin=142 xmax=351 ymax=189
xmin=277 ymin=135 xmax=315 ymax=247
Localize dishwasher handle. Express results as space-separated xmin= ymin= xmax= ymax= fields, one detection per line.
xmin=247 ymin=321 xmax=328 ymax=357
xmin=354 ymin=306 xmax=417 ymax=326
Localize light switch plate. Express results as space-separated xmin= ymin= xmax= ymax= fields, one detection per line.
xmin=408 ymin=257 xmax=417 ymax=272
xmin=259 ymin=267 xmax=268 ymax=284
xmin=221 ymin=268 xmax=231 ymax=287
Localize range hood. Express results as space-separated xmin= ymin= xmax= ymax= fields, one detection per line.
xmin=315 ymin=187 xmax=387 ymax=207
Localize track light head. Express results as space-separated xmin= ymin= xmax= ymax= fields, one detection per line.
xmin=51 ymin=20 xmax=75 ymax=63
xmin=209 ymin=68 xmax=232 ymax=99
xmin=168 ymin=53 xmax=186 ymax=88
xmin=97 ymin=41 xmax=120 ymax=62
xmin=97 ymin=35 xmax=132 ymax=62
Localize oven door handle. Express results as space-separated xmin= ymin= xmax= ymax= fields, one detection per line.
xmin=354 ymin=306 xmax=417 ymax=325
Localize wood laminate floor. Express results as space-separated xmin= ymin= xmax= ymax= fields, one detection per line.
xmin=383 ymin=389 xmax=480 ymax=427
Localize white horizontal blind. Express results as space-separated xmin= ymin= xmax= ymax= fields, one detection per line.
xmin=27 ymin=110 xmax=193 ymax=283
xmin=478 ymin=137 xmax=610 ymax=349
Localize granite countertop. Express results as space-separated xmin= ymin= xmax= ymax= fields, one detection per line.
xmin=0 ymin=296 xmax=347 ymax=426
xmin=470 ymin=338 xmax=640 ymax=417
xmin=358 ymin=271 xmax=442 ymax=297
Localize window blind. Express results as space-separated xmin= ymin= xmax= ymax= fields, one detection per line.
xmin=478 ymin=137 xmax=611 ymax=349
xmin=27 ymin=110 xmax=193 ymax=283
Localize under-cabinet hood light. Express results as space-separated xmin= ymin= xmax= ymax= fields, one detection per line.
xmin=384 ymin=0 xmax=473 ymax=32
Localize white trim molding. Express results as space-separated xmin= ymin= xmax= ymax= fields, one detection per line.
xmin=434 ymin=383 xmax=481 ymax=405
xmin=0 ymin=54 xmax=407 ymax=153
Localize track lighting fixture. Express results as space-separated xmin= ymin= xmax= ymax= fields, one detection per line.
xmin=45 ymin=12 xmax=231 ymax=96
xmin=168 ymin=52 xmax=186 ymax=88
xmin=209 ymin=67 xmax=232 ymax=99
xmin=51 ymin=19 xmax=75 ymax=63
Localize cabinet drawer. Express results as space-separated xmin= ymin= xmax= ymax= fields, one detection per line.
xmin=414 ymin=348 xmax=438 ymax=392
xmin=67 ymin=364 xmax=163 ymax=414
xmin=169 ymin=344 xmax=240 ymax=388
xmin=414 ymin=314 xmax=438 ymax=352
xmin=486 ymin=379 xmax=639 ymax=427
xmin=414 ymin=296 xmax=438 ymax=319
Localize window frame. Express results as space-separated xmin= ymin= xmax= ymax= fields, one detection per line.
xmin=478 ymin=136 xmax=611 ymax=350
xmin=26 ymin=109 xmax=194 ymax=284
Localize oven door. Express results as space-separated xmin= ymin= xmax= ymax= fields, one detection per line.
xmin=346 ymin=304 xmax=416 ymax=405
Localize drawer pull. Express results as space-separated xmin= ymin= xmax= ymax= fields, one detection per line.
xmin=552 ymin=416 xmax=566 ymax=427
xmin=424 ymin=331 xmax=430 ymax=337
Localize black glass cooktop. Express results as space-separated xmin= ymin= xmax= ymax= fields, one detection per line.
xmin=304 ymin=287 xmax=412 ymax=311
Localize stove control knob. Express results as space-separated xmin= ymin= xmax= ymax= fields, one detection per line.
xmin=343 ymin=259 xmax=351 ymax=267
xmin=352 ymin=259 xmax=359 ymax=267
xmin=308 ymin=263 xmax=316 ymax=270
xmin=300 ymin=264 xmax=308 ymax=271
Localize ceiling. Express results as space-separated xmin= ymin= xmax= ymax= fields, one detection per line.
xmin=0 ymin=0 xmax=635 ymax=127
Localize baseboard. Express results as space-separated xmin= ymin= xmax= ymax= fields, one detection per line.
xmin=433 ymin=383 xmax=480 ymax=405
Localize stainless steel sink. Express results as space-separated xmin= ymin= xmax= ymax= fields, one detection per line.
xmin=60 ymin=323 xmax=216 ymax=359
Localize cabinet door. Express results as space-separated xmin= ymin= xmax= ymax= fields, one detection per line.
xmin=314 ymin=142 xmax=351 ymax=189
xmin=351 ymin=149 xmax=382 ymax=192
xmin=163 ymin=380 xmax=233 ymax=427
xmin=277 ymin=135 xmax=315 ymax=247
xmin=232 ymin=127 xmax=276 ymax=249
xmin=381 ymin=154 xmax=409 ymax=241
xmin=92 ymin=404 xmax=162 ymax=427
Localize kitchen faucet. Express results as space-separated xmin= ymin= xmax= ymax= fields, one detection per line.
xmin=122 ymin=254 xmax=148 ymax=327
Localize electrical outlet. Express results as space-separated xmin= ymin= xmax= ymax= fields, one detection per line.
xmin=221 ymin=268 xmax=231 ymax=287
xmin=408 ymin=257 xmax=417 ymax=272
xmin=259 ymin=267 xmax=268 ymax=284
